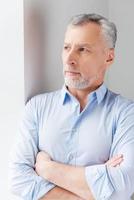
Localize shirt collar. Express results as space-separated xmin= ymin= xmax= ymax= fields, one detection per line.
xmin=60 ymin=84 xmax=70 ymax=105
xmin=60 ymin=83 xmax=107 ymax=105
xmin=90 ymin=83 xmax=107 ymax=104
xmin=96 ymin=83 xmax=107 ymax=104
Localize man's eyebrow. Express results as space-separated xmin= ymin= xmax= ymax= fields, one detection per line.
xmin=77 ymin=43 xmax=94 ymax=48
xmin=63 ymin=43 xmax=94 ymax=48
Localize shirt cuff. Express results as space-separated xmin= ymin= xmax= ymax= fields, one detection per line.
xmin=85 ymin=164 xmax=114 ymax=200
xmin=35 ymin=176 xmax=55 ymax=200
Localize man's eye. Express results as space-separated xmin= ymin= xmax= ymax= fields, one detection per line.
xmin=79 ymin=47 xmax=89 ymax=52
xmin=64 ymin=46 xmax=70 ymax=50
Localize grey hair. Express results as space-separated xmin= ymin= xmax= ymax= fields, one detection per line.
xmin=68 ymin=13 xmax=117 ymax=48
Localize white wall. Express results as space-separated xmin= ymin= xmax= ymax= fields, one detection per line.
xmin=0 ymin=0 xmax=24 ymax=199
xmin=108 ymin=0 xmax=134 ymax=100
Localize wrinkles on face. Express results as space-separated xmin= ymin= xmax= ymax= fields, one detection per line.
xmin=62 ymin=23 xmax=113 ymax=91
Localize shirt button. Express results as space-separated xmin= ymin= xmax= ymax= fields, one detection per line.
xmin=69 ymin=154 xmax=74 ymax=160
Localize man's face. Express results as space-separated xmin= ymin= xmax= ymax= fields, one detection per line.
xmin=62 ymin=22 xmax=114 ymax=90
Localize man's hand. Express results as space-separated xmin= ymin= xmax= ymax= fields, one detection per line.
xmin=105 ymin=154 xmax=123 ymax=167
xmin=35 ymin=151 xmax=51 ymax=179
xmin=36 ymin=151 xmax=51 ymax=162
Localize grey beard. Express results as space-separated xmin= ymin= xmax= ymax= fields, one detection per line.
xmin=64 ymin=76 xmax=96 ymax=89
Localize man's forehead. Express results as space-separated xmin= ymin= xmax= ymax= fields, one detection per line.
xmin=65 ymin=22 xmax=101 ymax=34
xmin=64 ymin=23 xmax=102 ymax=46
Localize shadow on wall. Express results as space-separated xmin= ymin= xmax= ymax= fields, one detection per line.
xmin=24 ymin=3 xmax=45 ymax=103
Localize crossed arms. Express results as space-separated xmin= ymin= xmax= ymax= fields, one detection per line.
xmin=35 ymin=151 xmax=123 ymax=200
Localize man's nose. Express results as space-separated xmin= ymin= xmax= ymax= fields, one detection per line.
xmin=66 ymin=50 xmax=77 ymax=66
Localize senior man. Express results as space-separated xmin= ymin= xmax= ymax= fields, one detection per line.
xmin=9 ymin=14 xmax=134 ymax=200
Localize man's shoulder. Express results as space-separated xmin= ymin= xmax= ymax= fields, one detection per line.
xmin=114 ymin=93 xmax=134 ymax=108
xmin=26 ymin=89 xmax=62 ymax=110
xmin=108 ymin=90 xmax=134 ymax=118
xmin=30 ymin=89 xmax=61 ymax=102
xmin=107 ymin=89 xmax=134 ymax=105
xmin=105 ymin=89 xmax=134 ymax=118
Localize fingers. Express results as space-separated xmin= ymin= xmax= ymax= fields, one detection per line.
xmin=36 ymin=151 xmax=52 ymax=162
xmin=106 ymin=154 xmax=123 ymax=167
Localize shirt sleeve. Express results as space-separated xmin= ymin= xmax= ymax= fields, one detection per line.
xmin=85 ymin=99 xmax=134 ymax=200
xmin=9 ymin=96 xmax=55 ymax=200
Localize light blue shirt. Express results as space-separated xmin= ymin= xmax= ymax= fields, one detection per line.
xmin=9 ymin=83 xmax=134 ymax=200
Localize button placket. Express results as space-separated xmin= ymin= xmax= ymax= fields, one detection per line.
xmin=67 ymin=129 xmax=78 ymax=164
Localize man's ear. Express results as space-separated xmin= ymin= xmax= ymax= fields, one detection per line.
xmin=106 ymin=49 xmax=115 ymax=67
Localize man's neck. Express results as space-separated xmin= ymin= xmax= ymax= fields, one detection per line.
xmin=67 ymin=84 xmax=102 ymax=111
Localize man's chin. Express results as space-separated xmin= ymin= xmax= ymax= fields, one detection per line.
xmin=64 ymin=80 xmax=90 ymax=90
